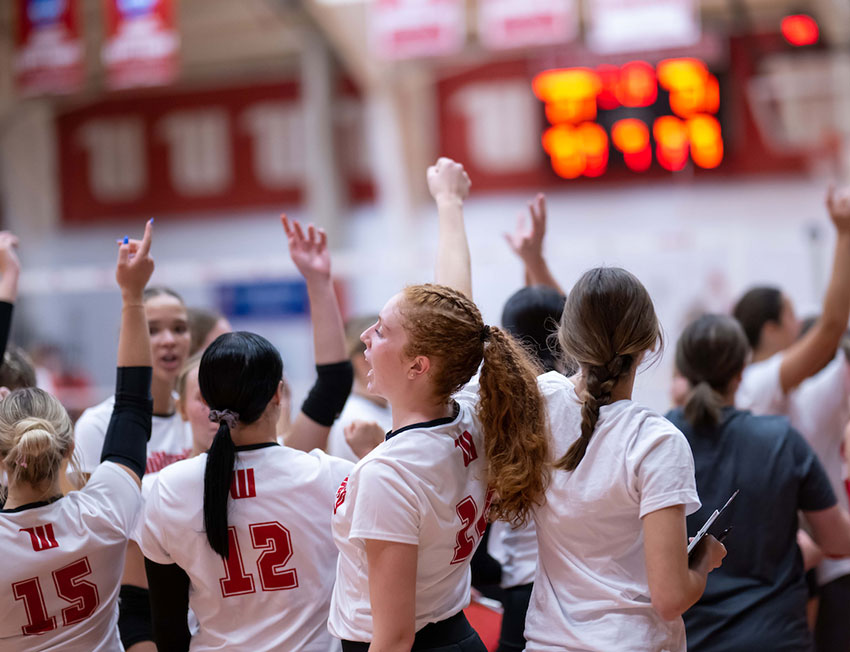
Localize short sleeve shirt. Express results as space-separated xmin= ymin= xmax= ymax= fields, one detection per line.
xmin=0 ymin=462 xmax=141 ymax=651
xmin=667 ymin=407 xmax=835 ymax=652
xmin=525 ymin=372 xmax=700 ymax=652
xmin=140 ymin=445 xmax=353 ymax=652
xmin=329 ymin=394 xmax=489 ymax=642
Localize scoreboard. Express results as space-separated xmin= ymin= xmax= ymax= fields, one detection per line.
xmin=533 ymin=58 xmax=723 ymax=179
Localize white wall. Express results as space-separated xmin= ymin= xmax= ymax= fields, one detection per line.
xmin=9 ymin=172 xmax=836 ymax=415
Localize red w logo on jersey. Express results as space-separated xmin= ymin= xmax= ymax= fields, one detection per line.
xmin=20 ymin=525 xmax=59 ymax=552
xmin=334 ymin=476 xmax=349 ymax=514
xmin=454 ymin=431 xmax=478 ymax=467
xmin=230 ymin=469 xmax=257 ymax=499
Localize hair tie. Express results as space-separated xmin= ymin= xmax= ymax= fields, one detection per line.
xmin=16 ymin=455 xmax=27 ymax=469
xmin=480 ymin=325 xmax=491 ymax=343
xmin=209 ymin=409 xmax=239 ymax=430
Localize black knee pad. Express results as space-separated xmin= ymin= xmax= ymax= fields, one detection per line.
xmin=118 ymin=584 xmax=153 ymax=648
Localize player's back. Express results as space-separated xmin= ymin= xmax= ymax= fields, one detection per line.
xmin=1 ymin=462 xmax=141 ymax=651
xmin=141 ymin=444 xmax=353 ymax=652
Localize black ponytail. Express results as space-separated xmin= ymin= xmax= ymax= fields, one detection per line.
xmin=199 ymin=332 xmax=283 ymax=559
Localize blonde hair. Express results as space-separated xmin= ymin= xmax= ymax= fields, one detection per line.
xmin=176 ymin=352 xmax=203 ymax=404
xmin=0 ymin=388 xmax=74 ymax=494
xmin=400 ymin=284 xmax=549 ymax=525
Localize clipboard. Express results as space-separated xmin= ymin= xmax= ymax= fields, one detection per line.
xmin=687 ymin=489 xmax=738 ymax=557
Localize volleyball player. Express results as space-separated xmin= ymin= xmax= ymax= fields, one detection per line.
xmin=73 ymin=280 xmax=192 ymax=651
xmin=139 ymin=216 xmax=354 ymax=651
xmin=1 ymin=220 xmax=154 ymax=650
xmin=524 ymin=266 xmax=726 ymax=652
xmin=329 ymin=158 xmax=549 ymax=651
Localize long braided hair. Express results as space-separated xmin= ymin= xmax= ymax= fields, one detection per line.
xmin=400 ymin=284 xmax=549 ymax=525
xmin=556 ymin=268 xmax=661 ymax=471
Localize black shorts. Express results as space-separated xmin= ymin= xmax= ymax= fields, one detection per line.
xmin=341 ymin=611 xmax=487 ymax=652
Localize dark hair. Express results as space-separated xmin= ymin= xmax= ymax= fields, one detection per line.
xmin=187 ymin=307 xmax=226 ymax=355
xmin=0 ymin=346 xmax=37 ymax=390
xmin=676 ymin=314 xmax=749 ymax=429
xmin=400 ymin=284 xmax=549 ymax=525
xmin=143 ymin=285 xmax=184 ymax=305
xmin=501 ymin=286 xmax=566 ymax=373
xmin=199 ymin=332 xmax=283 ymax=558
xmin=556 ymin=268 xmax=661 ymax=471
xmin=732 ymin=287 xmax=783 ymax=350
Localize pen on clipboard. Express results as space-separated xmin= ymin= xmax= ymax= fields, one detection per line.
xmin=687 ymin=490 xmax=739 ymax=556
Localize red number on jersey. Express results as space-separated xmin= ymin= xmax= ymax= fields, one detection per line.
xmin=53 ymin=557 xmax=100 ymax=626
xmin=12 ymin=556 xmax=99 ymax=636
xmin=454 ymin=431 xmax=478 ymax=467
xmin=220 ymin=527 xmax=256 ymax=597
xmin=12 ymin=577 xmax=56 ymax=635
xmin=219 ymin=521 xmax=299 ymax=597
xmin=451 ymin=490 xmax=494 ymax=565
xmin=251 ymin=522 xmax=299 ymax=591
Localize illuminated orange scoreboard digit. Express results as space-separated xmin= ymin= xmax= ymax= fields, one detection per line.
xmin=532 ymin=58 xmax=723 ymax=178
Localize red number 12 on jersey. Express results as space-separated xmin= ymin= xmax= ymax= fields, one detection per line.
xmin=219 ymin=521 xmax=299 ymax=597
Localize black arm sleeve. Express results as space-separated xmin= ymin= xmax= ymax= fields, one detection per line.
xmin=100 ymin=366 xmax=153 ymax=478
xmin=0 ymin=301 xmax=14 ymax=366
xmin=300 ymin=360 xmax=354 ymax=427
xmin=144 ymin=558 xmax=191 ymax=652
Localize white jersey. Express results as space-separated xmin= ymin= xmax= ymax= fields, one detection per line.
xmin=74 ymin=395 xmax=191 ymax=476
xmin=329 ymin=392 xmax=488 ymax=642
xmin=736 ymin=353 xmax=788 ymax=416
xmin=526 ymin=371 xmax=701 ymax=652
xmin=327 ymin=394 xmax=392 ymax=463
xmin=487 ymin=519 xmax=538 ymax=588
xmin=140 ymin=444 xmax=353 ymax=652
xmin=789 ymin=352 xmax=850 ymax=585
xmin=0 ymin=462 xmax=140 ymax=651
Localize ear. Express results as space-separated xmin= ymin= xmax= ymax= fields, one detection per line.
xmin=272 ymin=380 xmax=285 ymax=406
xmin=408 ymin=355 xmax=431 ymax=381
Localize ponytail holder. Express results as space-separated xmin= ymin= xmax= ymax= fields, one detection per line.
xmin=16 ymin=455 xmax=27 ymax=469
xmin=209 ymin=409 xmax=239 ymax=430
xmin=480 ymin=325 xmax=491 ymax=343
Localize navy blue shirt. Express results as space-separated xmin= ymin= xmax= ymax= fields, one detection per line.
xmin=666 ymin=407 xmax=835 ymax=652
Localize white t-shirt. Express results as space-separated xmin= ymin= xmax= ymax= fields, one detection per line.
xmin=736 ymin=353 xmax=788 ymax=417
xmin=487 ymin=520 xmax=538 ymax=589
xmin=525 ymin=371 xmax=701 ymax=652
xmin=327 ymin=394 xmax=392 ymax=463
xmin=140 ymin=445 xmax=353 ymax=652
xmin=789 ymin=352 xmax=850 ymax=585
xmin=0 ymin=462 xmax=141 ymax=652
xmin=329 ymin=392 xmax=488 ymax=642
xmin=74 ymin=395 xmax=191 ymax=476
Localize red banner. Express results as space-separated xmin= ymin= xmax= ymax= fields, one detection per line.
xmin=14 ymin=0 xmax=84 ymax=96
xmin=57 ymin=81 xmax=373 ymax=223
xmin=102 ymin=0 xmax=179 ymax=89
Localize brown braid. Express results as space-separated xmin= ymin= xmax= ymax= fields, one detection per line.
xmin=401 ymin=284 xmax=549 ymax=525
xmin=556 ymin=268 xmax=661 ymax=471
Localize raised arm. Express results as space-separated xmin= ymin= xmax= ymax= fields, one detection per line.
xmin=504 ymin=194 xmax=565 ymax=294
xmin=101 ymin=221 xmax=155 ymax=486
xmin=427 ymin=157 xmax=472 ymax=297
xmin=281 ymin=215 xmax=353 ymax=451
xmin=0 ymin=232 xmax=21 ymax=365
xmin=779 ymin=186 xmax=850 ymax=392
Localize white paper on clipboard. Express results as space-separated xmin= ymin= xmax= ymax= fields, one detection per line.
xmin=687 ymin=489 xmax=739 ymax=556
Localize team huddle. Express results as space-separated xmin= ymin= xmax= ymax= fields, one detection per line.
xmin=2 ymin=158 xmax=850 ymax=652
